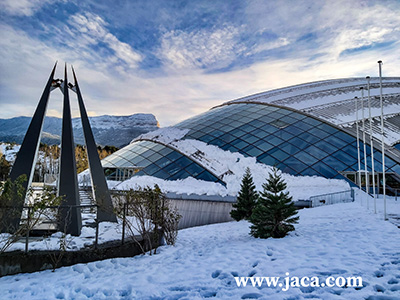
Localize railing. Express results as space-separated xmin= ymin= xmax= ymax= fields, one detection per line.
xmin=310 ymin=189 xmax=354 ymax=207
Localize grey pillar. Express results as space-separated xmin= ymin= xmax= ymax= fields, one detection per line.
xmin=58 ymin=64 xmax=82 ymax=236
xmin=3 ymin=63 xmax=57 ymax=233
xmin=72 ymin=66 xmax=117 ymax=223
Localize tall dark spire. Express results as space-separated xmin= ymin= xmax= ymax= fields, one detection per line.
xmin=72 ymin=66 xmax=117 ymax=223
xmin=2 ymin=62 xmax=57 ymax=233
xmin=58 ymin=63 xmax=82 ymax=236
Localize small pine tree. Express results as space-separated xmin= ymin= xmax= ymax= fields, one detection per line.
xmin=250 ymin=167 xmax=299 ymax=238
xmin=230 ymin=167 xmax=258 ymax=221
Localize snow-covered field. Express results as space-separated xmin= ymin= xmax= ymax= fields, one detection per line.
xmin=1 ymin=198 xmax=399 ymax=299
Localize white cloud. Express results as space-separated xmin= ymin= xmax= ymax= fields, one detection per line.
xmin=1 ymin=1 xmax=399 ymax=128
xmin=159 ymin=25 xmax=244 ymax=71
xmin=68 ymin=13 xmax=142 ymax=68
xmin=0 ymin=0 xmax=53 ymax=16
xmin=247 ymin=37 xmax=290 ymax=55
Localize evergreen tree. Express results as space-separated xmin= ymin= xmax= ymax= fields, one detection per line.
xmin=230 ymin=167 xmax=258 ymax=221
xmin=250 ymin=167 xmax=299 ymax=238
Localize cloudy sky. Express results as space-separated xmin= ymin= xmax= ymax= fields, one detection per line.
xmin=0 ymin=0 xmax=399 ymax=126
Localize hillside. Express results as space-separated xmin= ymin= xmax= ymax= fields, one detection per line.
xmin=0 ymin=114 xmax=159 ymax=148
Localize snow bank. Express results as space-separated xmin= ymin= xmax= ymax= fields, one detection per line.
xmin=2 ymin=201 xmax=400 ymax=299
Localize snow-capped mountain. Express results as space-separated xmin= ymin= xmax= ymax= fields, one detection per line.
xmin=0 ymin=114 xmax=159 ymax=148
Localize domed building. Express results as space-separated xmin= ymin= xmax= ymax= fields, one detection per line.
xmin=101 ymin=77 xmax=400 ymax=194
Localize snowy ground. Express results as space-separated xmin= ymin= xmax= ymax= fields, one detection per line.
xmin=1 ymin=197 xmax=399 ymax=299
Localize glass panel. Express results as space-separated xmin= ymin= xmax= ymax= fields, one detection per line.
xmin=308 ymin=127 xmax=330 ymax=139
xmin=280 ymin=143 xmax=300 ymax=155
xmin=142 ymin=163 xmax=161 ymax=175
xmin=141 ymin=149 xmax=156 ymax=158
xmin=220 ymin=144 xmax=239 ymax=152
xmin=153 ymin=169 xmax=170 ymax=179
xmin=169 ymin=169 xmax=191 ymax=180
xmin=311 ymin=161 xmax=338 ymax=177
xmin=251 ymin=128 xmax=270 ymax=139
xmin=257 ymin=154 xmax=278 ymax=166
xmin=199 ymin=134 xmax=215 ymax=143
xmin=158 ymin=147 xmax=173 ymax=156
xmin=262 ymin=125 xmax=279 ymax=134
xmin=294 ymin=151 xmax=319 ymax=165
xmin=322 ymin=156 xmax=348 ymax=171
xmin=314 ymin=140 xmax=337 ymax=154
xmin=298 ymin=132 xmax=321 ymax=144
xmin=282 ymin=125 xmax=303 ymax=136
xmin=174 ymin=156 xmax=193 ymax=168
xmin=253 ymin=140 xmax=274 ymax=152
xmin=248 ymin=119 xmax=265 ymax=128
xmin=288 ymin=137 xmax=308 ymax=149
xmin=267 ymin=135 xmax=285 ymax=146
xmin=240 ymin=123 xmax=257 ymax=132
xmin=135 ymin=158 xmax=152 ymax=167
xmin=275 ymin=130 xmax=294 ymax=141
xmin=300 ymin=168 xmax=319 ymax=177
xmin=334 ymin=131 xmax=355 ymax=143
xmin=292 ymin=121 xmax=313 ymax=131
xmin=229 ymin=128 xmax=247 ymax=138
xmin=209 ymin=138 xmax=226 ymax=147
xmin=283 ymin=156 xmax=308 ymax=173
xmin=163 ymin=163 xmax=181 ymax=175
xmin=330 ymin=150 xmax=356 ymax=165
xmin=146 ymin=152 xmax=163 ymax=162
xmin=277 ymin=163 xmax=297 ymax=175
xmin=185 ymin=163 xmax=205 ymax=177
xmin=242 ymin=145 xmax=263 ymax=157
xmin=196 ymin=171 xmax=219 ymax=182
xmin=154 ymin=157 xmax=172 ymax=168
xmin=147 ymin=143 xmax=164 ymax=152
xmin=166 ymin=151 xmax=181 ymax=161
xmin=389 ymin=164 xmax=400 ymax=174
xmin=323 ymin=135 xmax=348 ymax=149
xmin=302 ymin=117 xmax=321 ymax=126
xmin=268 ymin=148 xmax=291 ymax=161
xmin=303 ymin=145 xmax=329 ymax=159
xmin=317 ymin=123 xmax=339 ymax=134
xmin=240 ymin=133 xmax=258 ymax=144
xmin=231 ymin=138 xmax=249 ymax=150
xmin=219 ymin=133 xmax=236 ymax=143
xmin=280 ymin=115 xmax=296 ymax=124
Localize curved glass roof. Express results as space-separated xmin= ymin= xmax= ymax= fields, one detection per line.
xmin=175 ymin=103 xmax=399 ymax=179
xmin=102 ymin=140 xmax=223 ymax=183
xmin=102 ymin=79 xmax=400 ymax=185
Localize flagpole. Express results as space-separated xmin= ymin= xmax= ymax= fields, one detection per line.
xmin=355 ymin=96 xmax=362 ymax=195
xmin=377 ymin=60 xmax=387 ymax=220
xmin=360 ymin=87 xmax=369 ymax=209
xmin=366 ymin=76 xmax=377 ymax=213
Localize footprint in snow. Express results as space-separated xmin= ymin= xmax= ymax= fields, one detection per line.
xmin=373 ymin=284 xmax=386 ymax=292
xmin=388 ymin=278 xmax=399 ymax=285
xmin=374 ymin=270 xmax=384 ymax=278
xmin=241 ymin=293 xmax=262 ymax=299
xmin=266 ymin=249 xmax=273 ymax=256
xmin=211 ymin=270 xmax=222 ymax=278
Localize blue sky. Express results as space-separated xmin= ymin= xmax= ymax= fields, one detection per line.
xmin=0 ymin=0 xmax=399 ymax=126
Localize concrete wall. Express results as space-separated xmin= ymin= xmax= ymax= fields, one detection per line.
xmin=165 ymin=193 xmax=235 ymax=229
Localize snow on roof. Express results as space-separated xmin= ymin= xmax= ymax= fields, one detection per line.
xmin=114 ymin=128 xmax=350 ymax=200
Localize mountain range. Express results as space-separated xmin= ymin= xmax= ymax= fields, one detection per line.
xmin=0 ymin=114 xmax=159 ymax=148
